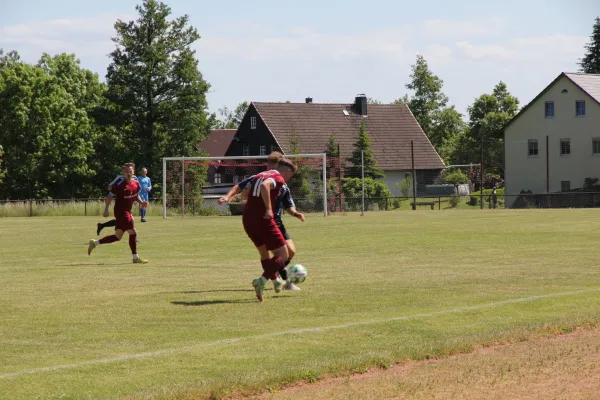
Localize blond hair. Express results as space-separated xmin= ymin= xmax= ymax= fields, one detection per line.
xmin=267 ymin=151 xmax=284 ymax=166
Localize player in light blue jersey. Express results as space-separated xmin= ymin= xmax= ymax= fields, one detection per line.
xmin=138 ymin=168 xmax=152 ymax=222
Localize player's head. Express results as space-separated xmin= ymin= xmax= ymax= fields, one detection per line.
xmin=277 ymin=158 xmax=297 ymax=180
xmin=141 ymin=167 xmax=148 ymax=177
xmin=267 ymin=151 xmax=284 ymax=169
xmin=122 ymin=162 xmax=135 ymax=180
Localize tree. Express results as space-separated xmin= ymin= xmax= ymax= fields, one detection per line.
xmin=286 ymin=130 xmax=312 ymax=200
xmin=0 ymin=145 xmax=5 ymax=184
xmin=217 ymin=101 xmax=248 ymax=129
xmin=402 ymin=55 xmax=465 ymax=155
xmin=367 ymin=98 xmax=383 ymax=104
xmin=579 ymin=17 xmax=600 ymax=74
xmin=325 ymin=133 xmax=339 ymax=157
xmin=458 ymin=82 xmax=519 ymax=176
xmin=0 ymin=51 xmax=101 ymax=199
xmin=346 ymin=121 xmax=384 ymax=179
xmin=105 ymin=0 xmax=211 ymax=189
xmin=405 ymin=55 xmax=448 ymax=137
xmin=342 ymin=177 xmax=391 ymax=210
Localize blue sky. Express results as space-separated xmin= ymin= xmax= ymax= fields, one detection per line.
xmin=1 ymin=0 xmax=597 ymax=118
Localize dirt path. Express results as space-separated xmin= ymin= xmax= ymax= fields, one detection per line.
xmin=235 ymin=326 xmax=600 ymax=399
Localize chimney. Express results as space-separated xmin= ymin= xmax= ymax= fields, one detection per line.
xmin=355 ymin=94 xmax=367 ymax=116
xmin=305 ymin=97 xmax=313 ymax=103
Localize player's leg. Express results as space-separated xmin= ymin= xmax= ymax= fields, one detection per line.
xmin=140 ymin=194 xmax=148 ymax=222
xmin=283 ymin=239 xmax=301 ymax=291
xmin=127 ymin=228 xmax=148 ymax=263
xmin=250 ymin=220 xmax=289 ymax=300
xmin=97 ymin=219 xmax=117 ymax=235
xmin=88 ymin=229 xmax=124 ymax=255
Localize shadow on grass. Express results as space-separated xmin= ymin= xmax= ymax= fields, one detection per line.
xmin=171 ymin=299 xmax=257 ymax=306
xmin=182 ymin=289 xmax=256 ymax=294
xmin=172 ymin=296 xmax=292 ymax=306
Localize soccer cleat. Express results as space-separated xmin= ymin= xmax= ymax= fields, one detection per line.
xmin=96 ymin=223 xmax=103 ymax=236
xmin=284 ymin=282 xmax=301 ymax=291
xmin=273 ymin=278 xmax=285 ymax=294
xmin=87 ymin=239 xmax=96 ymax=256
xmin=133 ymin=258 xmax=149 ymax=264
xmin=252 ymin=278 xmax=265 ymax=302
xmin=141 ymin=219 xmax=147 ymax=223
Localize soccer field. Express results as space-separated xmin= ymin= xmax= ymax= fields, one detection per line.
xmin=1 ymin=210 xmax=600 ymax=399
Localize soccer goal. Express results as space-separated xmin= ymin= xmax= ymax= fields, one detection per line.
xmin=161 ymin=154 xmax=332 ymax=218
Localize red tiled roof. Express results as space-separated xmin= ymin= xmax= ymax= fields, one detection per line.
xmin=198 ymin=129 xmax=237 ymax=157
xmin=253 ymin=102 xmax=445 ymax=170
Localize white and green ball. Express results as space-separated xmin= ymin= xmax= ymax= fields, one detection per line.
xmin=287 ymin=264 xmax=307 ymax=284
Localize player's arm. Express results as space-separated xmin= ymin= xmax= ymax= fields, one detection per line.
xmin=103 ymin=193 xmax=113 ymax=218
xmin=218 ymin=185 xmax=242 ymax=205
xmin=136 ymin=193 xmax=149 ymax=208
xmin=260 ymin=179 xmax=275 ymax=219
xmin=146 ymin=178 xmax=152 ymax=192
xmin=283 ymin=192 xmax=304 ymax=221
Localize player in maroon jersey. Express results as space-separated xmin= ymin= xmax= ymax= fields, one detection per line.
xmin=243 ymin=158 xmax=297 ymax=302
xmin=87 ymin=163 xmax=149 ymax=263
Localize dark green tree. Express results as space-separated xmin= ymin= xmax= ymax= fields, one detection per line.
xmin=286 ymin=130 xmax=312 ymax=200
xmin=454 ymin=82 xmax=519 ymax=175
xmin=0 ymin=51 xmax=100 ymax=199
xmin=579 ymin=17 xmax=600 ymax=73
xmin=0 ymin=145 xmax=5 ymax=184
xmin=346 ymin=121 xmax=384 ymax=179
xmin=105 ymin=0 xmax=211 ymax=188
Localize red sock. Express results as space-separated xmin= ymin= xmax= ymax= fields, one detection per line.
xmin=99 ymin=235 xmax=119 ymax=244
xmin=129 ymin=234 xmax=137 ymax=254
xmin=261 ymin=257 xmax=284 ymax=280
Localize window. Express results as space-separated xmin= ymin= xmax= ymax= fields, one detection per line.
xmin=576 ymin=101 xmax=586 ymax=117
xmin=545 ymin=102 xmax=554 ymax=118
xmin=561 ymin=181 xmax=571 ymax=192
xmin=214 ymin=173 xmax=222 ymax=184
xmin=560 ymin=139 xmax=570 ymax=156
xmin=259 ymin=145 xmax=266 ymax=156
xmin=242 ymin=144 xmax=250 ymax=156
xmin=250 ymin=116 xmax=257 ymax=129
xmin=594 ymin=138 xmax=600 ymax=155
xmin=270 ymin=145 xmax=276 ymax=154
xmin=528 ymin=139 xmax=538 ymax=157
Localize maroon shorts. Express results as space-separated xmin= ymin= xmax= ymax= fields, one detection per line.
xmin=242 ymin=215 xmax=286 ymax=251
xmin=115 ymin=211 xmax=134 ymax=231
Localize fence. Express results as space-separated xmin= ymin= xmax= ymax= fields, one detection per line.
xmin=5 ymin=191 xmax=600 ymax=217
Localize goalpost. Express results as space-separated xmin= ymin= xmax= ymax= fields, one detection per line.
xmin=161 ymin=154 xmax=329 ymax=218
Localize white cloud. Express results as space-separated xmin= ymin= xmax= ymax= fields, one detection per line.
xmin=421 ymin=18 xmax=508 ymax=39
xmin=454 ymin=34 xmax=587 ymax=66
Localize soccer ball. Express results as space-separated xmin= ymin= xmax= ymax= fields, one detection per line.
xmin=287 ymin=264 xmax=307 ymax=284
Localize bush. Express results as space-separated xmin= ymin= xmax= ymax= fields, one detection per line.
xmin=512 ymin=190 xmax=533 ymax=209
xmin=396 ymin=177 xmax=412 ymax=197
xmin=440 ymin=170 xmax=468 ymax=185
xmin=342 ymin=177 xmax=391 ymax=211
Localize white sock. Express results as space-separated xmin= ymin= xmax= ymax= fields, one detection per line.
xmin=260 ymin=276 xmax=268 ymax=284
xmin=133 ymin=254 xmax=139 ymax=260
xmin=94 ymin=240 xmax=100 ymax=246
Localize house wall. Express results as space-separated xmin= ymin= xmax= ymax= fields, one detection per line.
xmin=382 ymin=171 xmax=414 ymax=196
xmin=224 ymin=105 xmax=280 ymax=158
xmin=505 ymin=75 xmax=600 ymax=206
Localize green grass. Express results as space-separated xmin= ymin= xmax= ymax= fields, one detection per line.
xmin=2 ymin=210 xmax=600 ymax=399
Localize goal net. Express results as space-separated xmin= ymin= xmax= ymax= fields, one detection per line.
xmin=161 ymin=154 xmax=339 ymax=218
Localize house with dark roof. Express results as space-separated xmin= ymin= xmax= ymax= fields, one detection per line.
xmin=504 ymin=73 xmax=600 ymax=205
xmin=198 ymin=129 xmax=237 ymax=157
xmin=222 ymin=95 xmax=445 ymax=195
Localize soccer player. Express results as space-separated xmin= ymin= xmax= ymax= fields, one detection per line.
xmin=138 ymin=168 xmax=152 ymax=222
xmin=219 ymin=152 xmax=304 ymax=290
xmin=96 ymin=175 xmax=138 ymax=235
xmin=242 ymin=159 xmax=297 ymax=302
xmin=87 ymin=163 xmax=149 ymax=263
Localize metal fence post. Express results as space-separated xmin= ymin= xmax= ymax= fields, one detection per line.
xmin=85 ymin=200 xmax=88 ymax=216
xmin=29 ymin=200 xmax=33 ymax=217
xmin=361 ymin=151 xmax=365 ymax=216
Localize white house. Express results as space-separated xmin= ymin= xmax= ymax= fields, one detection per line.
xmin=504 ymin=72 xmax=600 ymax=206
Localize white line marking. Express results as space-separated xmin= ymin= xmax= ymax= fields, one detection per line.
xmin=2 ymin=288 xmax=599 ymax=380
